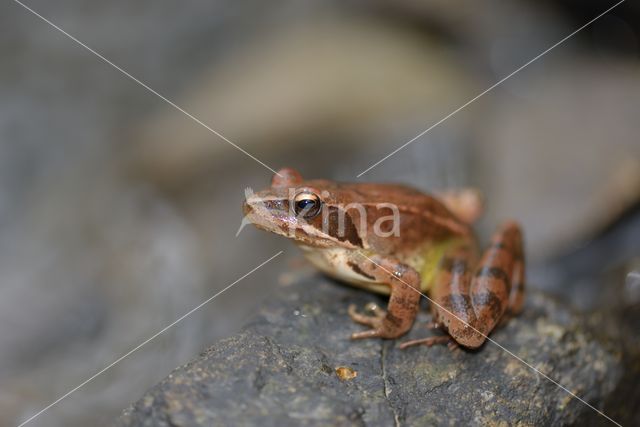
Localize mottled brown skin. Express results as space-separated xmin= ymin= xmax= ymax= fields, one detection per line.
xmin=243 ymin=168 xmax=525 ymax=349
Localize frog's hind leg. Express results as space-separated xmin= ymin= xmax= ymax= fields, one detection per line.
xmin=400 ymin=244 xmax=474 ymax=349
xmin=428 ymin=222 xmax=525 ymax=349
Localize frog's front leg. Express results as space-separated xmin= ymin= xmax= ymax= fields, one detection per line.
xmin=348 ymin=254 xmax=421 ymax=339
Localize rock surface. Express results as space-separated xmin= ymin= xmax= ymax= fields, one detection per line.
xmin=116 ymin=271 xmax=630 ymax=426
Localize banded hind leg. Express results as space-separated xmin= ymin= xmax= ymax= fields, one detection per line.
xmin=405 ymin=222 xmax=525 ymax=349
xmin=445 ymin=221 xmax=524 ymax=348
xmin=400 ymin=243 xmax=476 ymax=349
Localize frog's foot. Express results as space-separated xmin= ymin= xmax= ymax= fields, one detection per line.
xmin=349 ymin=303 xmax=391 ymax=339
xmin=398 ymin=335 xmax=457 ymax=350
xmin=348 ymin=303 xmax=386 ymax=327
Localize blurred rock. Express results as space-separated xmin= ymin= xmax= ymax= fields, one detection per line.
xmin=477 ymin=58 xmax=640 ymax=260
xmin=626 ymin=269 xmax=640 ymax=303
xmin=365 ymin=0 xmax=564 ymax=60
xmin=529 ymin=200 xmax=640 ymax=310
xmin=116 ymin=272 xmax=632 ymax=426
xmin=130 ymin=14 xmax=476 ymax=190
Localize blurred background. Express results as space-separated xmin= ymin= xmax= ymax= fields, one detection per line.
xmin=1 ymin=0 xmax=639 ymax=425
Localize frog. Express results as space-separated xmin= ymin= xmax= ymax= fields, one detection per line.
xmin=243 ymin=167 xmax=525 ymax=349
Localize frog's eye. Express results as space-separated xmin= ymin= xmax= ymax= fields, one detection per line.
xmin=294 ymin=192 xmax=322 ymax=219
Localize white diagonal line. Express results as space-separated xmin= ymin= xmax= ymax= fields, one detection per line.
xmin=12 ymin=0 xmax=282 ymax=177
xmin=17 ymin=251 xmax=284 ymax=427
xmin=357 ymin=0 xmax=626 ymax=177
xmin=357 ymin=252 xmax=622 ymax=427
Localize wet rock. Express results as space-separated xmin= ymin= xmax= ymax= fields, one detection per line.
xmin=116 ymin=272 xmax=632 ymax=426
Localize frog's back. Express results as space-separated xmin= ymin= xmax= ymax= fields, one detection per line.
xmin=342 ymin=184 xmax=471 ymax=257
xmin=330 ymin=182 xmax=474 ymax=293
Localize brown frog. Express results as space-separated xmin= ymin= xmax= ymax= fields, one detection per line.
xmin=243 ymin=168 xmax=525 ymax=349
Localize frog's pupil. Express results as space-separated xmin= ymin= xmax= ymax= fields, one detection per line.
xmin=297 ymin=199 xmax=315 ymax=210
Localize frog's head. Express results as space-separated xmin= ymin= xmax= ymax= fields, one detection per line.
xmin=243 ymin=168 xmax=364 ymax=249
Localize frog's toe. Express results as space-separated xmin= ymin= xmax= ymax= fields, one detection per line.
xmin=350 ymin=328 xmax=384 ymax=340
xmin=398 ymin=335 xmax=451 ymax=349
xmin=363 ymin=302 xmax=386 ymax=318
xmin=348 ymin=304 xmax=386 ymax=327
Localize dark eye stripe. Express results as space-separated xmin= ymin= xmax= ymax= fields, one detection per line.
xmin=326 ymin=207 xmax=363 ymax=247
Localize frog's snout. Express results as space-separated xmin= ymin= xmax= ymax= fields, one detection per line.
xmin=243 ymin=195 xmax=267 ymax=219
xmin=243 ymin=192 xmax=294 ymax=236
xmin=243 ymin=196 xmax=267 ymax=227
xmin=242 ymin=200 xmax=253 ymax=217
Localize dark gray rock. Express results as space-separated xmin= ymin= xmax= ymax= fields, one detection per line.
xmin=116 ymin=272 xmax=631 ymax=426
